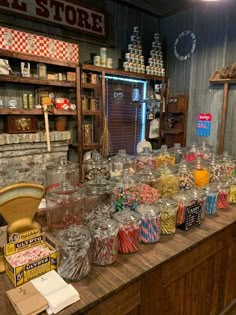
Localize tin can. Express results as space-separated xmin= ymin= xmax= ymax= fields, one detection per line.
xmin=133 ymin=26 xmax=139 ymax=32
xmin=100 ymin=57 xmax=106 ymax=67
xmin=84 ymin=124 xmax=93 ymax=144
xmin=123 ymin=61 xmax=129 ymax=71
xmin=100 ymin=47 xmax=107 ymax=58
xmin=125 ymin=53 xmax=131 ymax=60
xmin=82 ymin=96 xmax=89 ymax=111
xmin=128 ymin=44 xmax=133 ymax=51
xmin=90 ymin=98 xmax=96 ymax=110
xmin=93 ymin=55 xmax=100 ymax=66
xmin=107 ymin=58 xmax=112 ymax=68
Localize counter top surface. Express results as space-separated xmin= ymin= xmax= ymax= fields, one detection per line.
xmin=1 ymin=208 xmax=236 ymax=315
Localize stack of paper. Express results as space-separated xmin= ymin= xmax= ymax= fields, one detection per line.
xmin=31 ymin=270 xmax=80 ymax=314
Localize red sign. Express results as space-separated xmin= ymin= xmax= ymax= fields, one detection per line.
xmin=197 ymin=113 xmax=212 ymax=121
xmin=0 ymin=0 xmax=105 ymax=37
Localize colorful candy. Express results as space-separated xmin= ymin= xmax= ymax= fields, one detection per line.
xmin=206 ymin=193 xmax=218 ymax=215
xmin=160 ymin=211 xmax=176 ymax=234
xmin=139 ymin=216 xmax=161 ymax=244
xmin=193 ymin=169 xmax=209 ymax=188
xmin=158 ymin=174 xmax=179 ymax=198
xmin=229 ymin=185 xmax=236 ymax=204
xmin=91 ymin=235 xmax=118 ymax=265
xmin=118 ymin=224 xmax=139 ymax=253
xmin=179 ymin=171 xmax=194 ymax=191
xmin=217 ymin=191 xmax=229 ymax=209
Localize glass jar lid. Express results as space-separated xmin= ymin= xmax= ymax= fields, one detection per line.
xmin=83 ymin=150 xmax=108 ymax=166
xmin=113 ymin=209 xmax=140 ymax=225
xmin=57 ymin=225 xmax=91 ymax=249
xmin=155 ymin=197 xmax=177 ymax=209
xmin=84 ymin=176 xmax=115 ymax=195
xmin=172 ymin=191 xmax=194 ymax=203
xmin=89 ymin=218 xmax=118 ymax=234
xmin=190 ymin=187 xmax=206 ymax=199
xmin=46 ymin=156 xmax=79 ymax=172
xmin=137 ymin=203 xmax=160 ymax=217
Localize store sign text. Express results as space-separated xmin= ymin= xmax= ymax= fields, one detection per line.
xmin=0 ymin=0 xmax=105 ymax=37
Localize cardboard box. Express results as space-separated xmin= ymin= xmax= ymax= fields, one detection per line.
xmin=66 ymin=72 xmax=76 ymax=82
xmin=4 ymin=229 xmax=57 ymax=287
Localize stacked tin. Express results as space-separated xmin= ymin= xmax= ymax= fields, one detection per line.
xmin=146 ymin=33 xmax=165 ymax=77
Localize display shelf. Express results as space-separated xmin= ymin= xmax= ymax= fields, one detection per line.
xmin=82 ymin=110 xmax=101 ymax=116
xmin=0 ymin=108 xmax=77 ymax=116
xmin=83 ymin=143 xmax=101 ymax=150
xmin=81 ymin=83 xmax=100 ymax=89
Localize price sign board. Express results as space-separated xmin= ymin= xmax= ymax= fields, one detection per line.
xmin=197 ymin=113 xmax=212 ymax=137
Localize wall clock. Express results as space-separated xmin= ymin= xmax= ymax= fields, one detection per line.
xmin=174 ymin=30 xmax=197 ymax=61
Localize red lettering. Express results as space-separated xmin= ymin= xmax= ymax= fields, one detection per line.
xmin=77 ymin=8 xmax=91 ymax=29
xmin=36 ymin=0 xmax=49 ymax=18
xmin=91 ymin=13 xmax=102 ymax=33
xmin=12 ymin=0 xmax=26 ymax=11
xmin=0 ymin=0 xmax=9 ymax=7
xmin=65 ymin=5 xmax=76 ymax=26
xmin=51 ymin=0 xmax=64 ymax=22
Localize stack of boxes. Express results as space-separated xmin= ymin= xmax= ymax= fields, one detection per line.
xmin=123 ymin=26 xmax=145 ymax=74
xmin=146 ymin=33 xmax=165 ymax=77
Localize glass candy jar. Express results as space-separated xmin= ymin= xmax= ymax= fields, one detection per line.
xmin=57 ymin=225 xmax=91 ymax=281
xmin=229 ymin=176 xmax=236 ymax=204
xmin=157 ymin=163 xmax=179 ymax=198
xmin=46 ymin=183 xmax=84 ymax=236
xmin=209 ymin=155 xmax=224 ymax=183
xmin=217 ymin=182 xmax=230 ymax=209
xmin=113 ymin=210 xmax=140 ymax=254
xmin=190 ymin=187 xmax=207 ymax=220
xmin=205 ymin=183 xmax=218 ymax=215
xmin=199 ymin=140 xmax=213 ymax=160
xmin=110 ymin=149 xmax=135 ymax=177
xmin=112 ymin=169 xmax=139 ymax=211
xmin=88 ymin=218 xmax=119 ymax=266
xmin=83 ymin=150 xmax=110 ymax=181
xmin=184 ymin=143 xmax=200 ymax=162
xmin=178 ymin=161 xmax=194 ymax=191
xmin=83 ymin=176 xmax=115 ymax=223
xmin=156 ymin=144 xmax=175 ymax=168
xmin=192 ymin=157 xmax=210 ymax=188
xmin=155 ymin=198 xmax=177 ymax=235
xmin=173 ymin=191 xmax=201 ymax=229
xmin=137 ymin=203 xmax=161 ymax=244
xmin=172 ymin=143 xmax=184 ymax=164
xmin=135 ymin=147 xmax=156 ymax=171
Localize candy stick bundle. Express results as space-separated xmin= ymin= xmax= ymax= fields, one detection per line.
xmin=139 ymin=217 xmax=160 ymax=244
xmin=91 ymin=234 xmax=118 ymax=265
xmin=217 ymin=191 xmax=229 ymax=209
xmin=118 ymin=224 xmax=139 ymax=253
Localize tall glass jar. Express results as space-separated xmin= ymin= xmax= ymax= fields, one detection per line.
xmin=205 ymin=183 xmax=218 ymax=215
xmin=190 ymin=187 xmax=207 ymax=220
xmin=83 ymin=150 xmax=110 ymax=182
xmin=209 ymin=154 xmax=224 ymax=183
xmin=217 ymin=182 xmax=230 ymax=209
xmin=110 ymin=149 xmax=135 ymax=177
xmin=137 ymin=203 xmax=161 ymax=243
xmin=229 ymin=176 xmax=236 ymax=204
xmin=198 ymin=140 xmax=213 ymax=160
xmin=184 ymin=143 xmax=200 ymax=162
xmin=172 ymin=143 xmax=184 ymax=164
xmin=57 ymin=225 xmax=91 ymax=281
xmin=155 ymin=198 xmax=177 ymax=235
xmin=156 ymin=144 xmax=175 ymax=168
xmin=113 ymin=210 xmax=140 ymax=254
xmin=178 ymin=161 xmax=194 ymax=191
xmin=135 ymin=147 xmax=156 ymax=171
xmin=88 ymin=218 xmax=119 ymax=266
xmin=192 ymin=157 xmax=210 ymax=188
xmin=157 ymin=163 xmax=179 ymax=198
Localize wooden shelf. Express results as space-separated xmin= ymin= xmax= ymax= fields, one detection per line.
xmin=165 ymin=128 xmax=184 ymax=134
xmin=0 ymin=108 xmax=77 ymax=115
xmin=0 ymin=74 xmax=76 ymax=87
xmin=81 ymin=82 xmax=100 ymax=89
xmin=82 ymin=110 xmax=101 ymax=116
xmin=210 ymin=78 xmax=236 ymax=84
xmin=83 ymin=143 xmax=101 ymax=150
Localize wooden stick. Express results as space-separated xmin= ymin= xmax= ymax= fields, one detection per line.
xmin=43 ymin=104 xmax=51 ymax=152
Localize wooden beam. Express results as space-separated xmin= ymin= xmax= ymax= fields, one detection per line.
xmin=219 ymin=82 xmax=229 ymax=154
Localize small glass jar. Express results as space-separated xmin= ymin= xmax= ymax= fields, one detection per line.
xmin=37 ymin=63 xmax=47 ymax=79
xmin=172 ymin=143 xmax=184 ymax=164
xmin=57 ymin=225 xmax=91 ymax=281
xmin=112 ymin=169 xmax=139 ymax=211
xmin=157 ymin=163 xmax=179 ymax=198
xmin=137 ymin=203 xmax=161 ymax=244
xmin=229 ymin=176 xmax=236 ymax=204
xmin=173 ymin=191 xmax=201 ymax=229
xmin=110 ymin=149 xmax=135 ymax=177
xmin=83 ymin=150 xmax=110 ymax=182
xmin=156 ymin=144 xmax=175 ymax=168
xmin=205 ymin=183 xmax=218 ymax=215
xmin=190 ymin=187 xmax=207 ymax=220
xmin=198 ymin=140 xmax=213 ymax=160
xmin=135 ymin=147 xmax=156 ymax=171
xmin=192 ymin=157 xmax=210 ymax=188
xmin=217 ymin=182 xmax=230 ymax=209
xmin=155 ymin=198 xmax=177 ymax=235
xmin=178 ymin=161 xmax=194 ymax=191
xmin=113 ymin=210 xmax=140 ymax=254
xmin=88 ymin=218 xmax=119 ymax=266
xmin=209 ymin=155 xmax=224 ymax=183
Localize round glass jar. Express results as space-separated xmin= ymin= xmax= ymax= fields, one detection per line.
xmin=190 ymin=187 xmax=207 ymax=220
xmin=137 ymin=203 xmax=161 ymax=244
xmin=135 ymin=147 xmax=156 ymax=171
xmin=209 ymin=155 xmax=224 ymax=183
xmin=110 ymin=149 xmax=135 ymax=177
xmin=172 ymin=143 xmax=184 ymax=164
xmin=205 ymin=183 xmax=218 ymax=215
xmin=229 ymin=176 xmax=236 ymax=204
xmin=155 ymin=198 xmax=177 ymax=235
xmin=83 ymin=150 xmax=110 ymax=182
xmin=88 ymin=218 xmax=119 ymax=266
xmin=217 ymin=182 xmax=230 ymax=210
xmin=178 ymin=161 xmax=194 ymax=191
xmin=184 ymin=143 xmax=200 ymax=162
xmin=192 ymin=157 xmax=210 ymax=188
xmin=113 ymin=210 xmax=140 ymax=254
xmin=156 ymin=144 xmax=175 ymax=168
xmin=57 ymin=225 xmax=91 ymax=281
xmin=157 ymin=163 xmax=179 ymax=198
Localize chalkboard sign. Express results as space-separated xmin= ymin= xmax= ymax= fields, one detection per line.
xmin=178 ymin=203 xmax=201 ymax=231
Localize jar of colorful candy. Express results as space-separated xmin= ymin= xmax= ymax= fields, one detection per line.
xmin=205 ymin=183 xmax=218 ymax=215
xmin=155 ymin=198 xmax=177 ymax=235
xmin=113 ymin=209 xmax=140 ymax=254
xmin=83 ymin=150 xmax=111 ymax=181
xmin=135 ymin=147 xmax=156 ymax=171
xmin=198 ymin=140 xmax=213 ymax=160
xmin=112 ymin=169 xmax=139 ymax=211
xmin=229 ymin=176 xmax=236 ymax=204
xmin=173 ymin=191 xmax=201 ymax=229
xmin=184 ymin=143 xmax=200 ymax=162
xmin=217 ymin=182 xmax=230 ymax=209
xmin=209 ymin=155 xmax=224 ymax=183
xmin=110 ymin=149 xmax=135 ymax=177
xmin=156 ymin=144 xmax=175 ymax=168
xmin=192 ymin=157 xmax=210 ymax=188
xmin=137 ymin=203 xmax=161 ymax=243
xmin=178 ymin=161 xmax=194 ymax=191
xmin=157 ymin=163 xmax=179 ymax=198
xmin=57 ymin=225 xmax=91 ymax=281
xmin=88 ymin=218 xmax=119 ymax=266
xmin=190 ymin=187 xmax=207 ymax=220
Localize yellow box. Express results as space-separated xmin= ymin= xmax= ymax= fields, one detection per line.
xmin=4 ymin=229 xmax=57 ymax=287
xmin=66 ymin=72 xmax=76 ymax=81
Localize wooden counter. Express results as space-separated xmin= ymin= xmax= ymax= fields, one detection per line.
xmin=1 ymin=208 xmax=236 ymax=315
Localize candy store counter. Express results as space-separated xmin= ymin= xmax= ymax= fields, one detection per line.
xmin=1 ymin=208 xmax=236 ymax=315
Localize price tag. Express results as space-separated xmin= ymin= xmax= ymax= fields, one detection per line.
xmin=197 ymin=113 xmax=212 ymax=137
xmin=178 ymin=203 xmax=201 ymax=231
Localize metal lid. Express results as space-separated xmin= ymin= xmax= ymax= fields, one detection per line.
xmin=57 ymin=225 xmax=91 ymax=248
xmin=84 ymin=176 xmax=115 ymax=195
